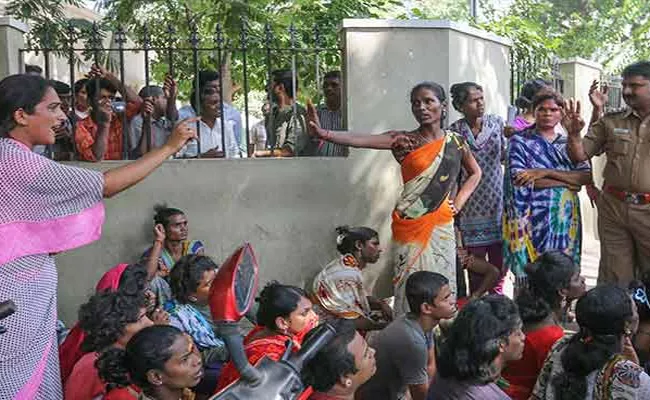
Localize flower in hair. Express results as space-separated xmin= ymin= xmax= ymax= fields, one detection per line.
xmin=336 ymin=234 xmax=346 ymax=246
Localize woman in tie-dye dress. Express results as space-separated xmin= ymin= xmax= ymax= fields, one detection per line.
xmin=503 ymin=91 xmax=591 ymax=287
xmin=0 ymin=74 xmax=197 ymax=399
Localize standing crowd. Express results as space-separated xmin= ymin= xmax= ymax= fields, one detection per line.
xmin=3 ymin=59 xmax=650 ymax=400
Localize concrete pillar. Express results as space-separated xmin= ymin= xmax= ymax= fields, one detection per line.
xmin=0 ymin=17 xmax=28 ymax=79
xmin=342 ymin=19 xmax=512 ymax=129
xmin=558 ymin=58 xmax=603 ymax=245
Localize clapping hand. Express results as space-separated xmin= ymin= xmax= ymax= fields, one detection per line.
xmin=562 ymin=98 xmax=585 ymax=137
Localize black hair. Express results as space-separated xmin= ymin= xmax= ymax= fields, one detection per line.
xmin=139 ymin=85 xmax=164 ymax=98
xmin=437 ymin=295 xmax=521 ymax=383
xmin=450 ymin=81 xmax=483 ymax=112
xmin=189 ymin=70 xmax=221 ymax=112
xmin=97 ymin=325 xmax=185 ymax=393
xmin=532 ymin=91 xmax=564 ymax=111
xmin=515 ymin=78 xmax=551 ymax=110
xmin=25 ymin=64 xmax=43 ymax=74
xmin=272 ymin=69 xmax=299 ymax=98
xmin=410 ymin=81 xmax=447 ymax=126
xmin=323 ymin=71 xmax=341 ymax=81
xmin=622 ymin=61 xmax=650 ymax=81
xmin=256 ymin=281 xmax=307 ymax=331
xmin=516 ymin=251 xmax=579 ymax=324
xmin=335 ymin=225 xmax=378 ymax=256
xmin=551 ymin=285 xmax=633 ymax=400
xmin=153 ymin=204 xmax=185 ymax=229
xmin=169 ymin=255 xmax=218 ymax=304
xmin=301 ymin=319 xmax=358 ymax=392
xmin=79 ymin=291 xmax=146 ymax=353
xmin=405 ymin=271 xmax=449 ymax=316
xmin=49 ymin=80 xmax=71 ymax=95
xmin=86 ymin=78 xmax=117 ymax=107
xmin=0 ymin=74 xmax=52 ymax=137
xmin=118 ymin=263 xmax=150 ymax=299
xmin=630 ymin=279 xmax=650 ymax=323
xmin=74 ymin=78 xmax=89 ymax=94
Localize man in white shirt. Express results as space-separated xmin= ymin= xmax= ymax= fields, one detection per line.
xmin=176 ymin=86 xmax=240 ymax=158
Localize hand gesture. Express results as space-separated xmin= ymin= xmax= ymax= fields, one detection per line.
xmin=306 ymin=99 xmax=328 ymax=140
xmin=588 ymin=80 xmax=608 ymax=111
xmin=143 ymin=97 xmax=155 ymax=118
xmin=562 ymin=98 xmax=585 ymax=137
xmin=151 ymin=308 xmax=170 ymax=325
xmin=53 ymin=123 xmax=70 ymax=139
xmin=154 ymin=223 xmax=166 ymax=243
xmin=88 ymin=64 xmax=108 ymax=79
xmin=586 ymin=184 xmax=600 ymax=207
xmin=514 ymin=169 xmax=547 ymax=186
xmin=163 ymin=74 xmax=178 ymax=99
xmin=166 ymin=117 xmax=200 ymax=152
xmin=503 ymin=125 xmax=516 ymax=138
xmin=96 ymin=98 xmax=113 ymax=125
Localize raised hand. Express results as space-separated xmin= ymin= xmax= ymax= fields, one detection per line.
xmin=166 ymin=117 xmax=200 ymax=152
xmin=306 ymin=99 xmax=329 ymax=140
xmin=88 ymin=64 xmax=109 ymax=79
xmin=163 ymin=74 xmax=178 ymax=99
xmin=142 ymin=97 xmax=155 ymax=118
xmin=96 ymin=98 xmax=113 ymax=124
xmin=589 ymin=80 xmax=608 ymax=111
xmin=562 ymin=98 xmax=585 ymax=136
xmin=154 ymin=223 xmax=166 ymax=243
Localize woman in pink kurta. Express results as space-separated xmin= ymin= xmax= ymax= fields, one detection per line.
xmin=0 ymin=74 xmax=197 ymax=399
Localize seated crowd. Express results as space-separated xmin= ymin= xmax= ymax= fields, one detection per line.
xmin=56 ymin=212 xmax=650 ymax=400
xmin=36 ymin=65 xmax=345 ymax=161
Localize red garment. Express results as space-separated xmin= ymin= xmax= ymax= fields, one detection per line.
xmin=215 ymin=326 xmax=301 ymax=392
xmin=214 ymin=325 xmax=313 ymax=400
xmin=104 ymin=384 xmax=142 ymax=399
xmin=59 ymin=264 xmax=129 ymax=385
xmin=64 ymin=352 xmax=104 ymax=400
xmin=75 ymin=101 xmax=141 ymax=161
xmin=502 ymin=324 xmax=564 ymax=400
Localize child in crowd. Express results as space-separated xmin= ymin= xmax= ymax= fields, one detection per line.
xmin=165 ymin=255 xmax=226 ymax=395
xmin=301 ymin=319 xmax=377 ymax=400
xmin=502 ymin=251 xmax=586 ymax=400
xmin=356 ymin=271 xmax=456 ymax=400
xmin=428 ymin=295 xmax=524 ymax=399
xmin=630 ymin=278 xmax=650 ymax=373
xmin=215 ymin=282 xmax=319 ymax=393
xmin=64 ymin=291 xmax=154 ymax=400
xmin=531 ymin=285 xmax=650 ymax=399
xmin=97 ymin=325 xmax=203 ymax=400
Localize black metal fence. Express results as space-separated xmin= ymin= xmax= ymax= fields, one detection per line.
xmin=20 ymin=20 xmax=342 ymax=161
xmin=602 ymin=74 xmax=624 ymax=113
xmin=509 ymin=50 xmax=563 ymax=106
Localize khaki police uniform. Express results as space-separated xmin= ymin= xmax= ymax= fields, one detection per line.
xmin=583 ymin=108 xmax=650 ymax=285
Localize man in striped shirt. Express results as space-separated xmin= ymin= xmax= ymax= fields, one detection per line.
xmin=315 ymin=71 xmax=348 ymax=157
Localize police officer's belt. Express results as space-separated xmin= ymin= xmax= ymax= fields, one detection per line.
xmin=605 ymin=185 xmax=650 ymax=205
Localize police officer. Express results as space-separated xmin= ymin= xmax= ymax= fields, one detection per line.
xmin=565 ymin=61 xmax=650 ymax=286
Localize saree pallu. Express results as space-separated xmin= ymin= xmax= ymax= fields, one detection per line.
xmin=392 ymin=134 xmax=463 ymax=316
xmin=0 ymin=138 xmax=105 ymax=399
xmin=310 ymin=254 xmax=372 ymax=321
xmin=503 ymin=130 xmax=588 ymax=285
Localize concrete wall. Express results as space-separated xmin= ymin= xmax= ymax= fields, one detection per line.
xmin=56 ymin=19 xmax=511 ymax=324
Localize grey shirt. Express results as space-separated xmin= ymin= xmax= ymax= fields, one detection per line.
xmin=129 ymin=114 xmax=173 ymax=157
xmin=357 ymin=315 xmax=431 ymax=400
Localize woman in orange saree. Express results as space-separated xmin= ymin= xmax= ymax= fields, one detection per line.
xmin=307 ymin=81 xmax=482 ymax=315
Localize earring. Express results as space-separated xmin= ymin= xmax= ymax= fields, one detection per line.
xmin=345 ymin=379 xmax=352 ymax=387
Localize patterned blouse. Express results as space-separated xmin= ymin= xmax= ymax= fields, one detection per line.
xmin=449 ymin=114 xmax=506 ymax=247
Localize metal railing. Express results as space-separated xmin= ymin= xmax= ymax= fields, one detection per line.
xmin=509 ymin=49 xmax=562 ymax=106
xmin=20 ymin=20 xmax=342 ymax=161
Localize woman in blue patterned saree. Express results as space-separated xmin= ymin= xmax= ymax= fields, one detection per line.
xmin=504 ymin=92 xmax=591 ymax=287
